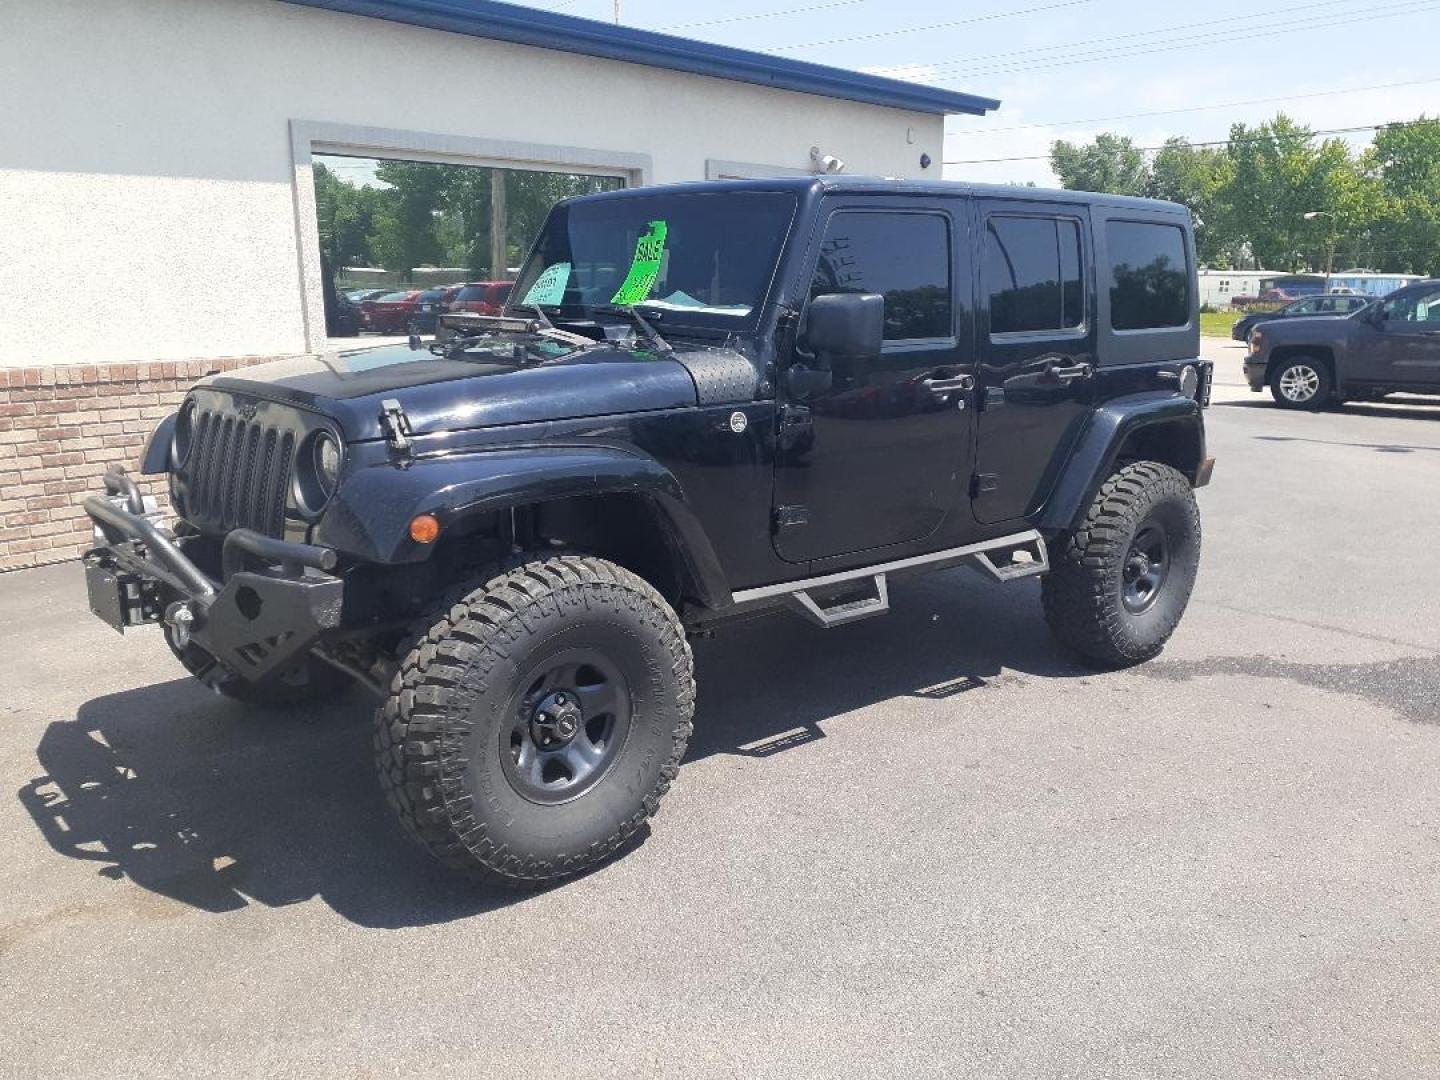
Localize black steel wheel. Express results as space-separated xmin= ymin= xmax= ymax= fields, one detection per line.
xmin=1043 ymin=461 xmax=1201 ymax=668
xmin=1121 ymin=523 xmax=1170 ymax=615
xmin=501 ymin=651 xmax=631 ymax=805
xmin=375 ymin=555 xmax=694 ymax=885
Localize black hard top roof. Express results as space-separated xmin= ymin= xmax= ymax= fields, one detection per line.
xmin=568 ymin=176 xmax=1190 ymax=217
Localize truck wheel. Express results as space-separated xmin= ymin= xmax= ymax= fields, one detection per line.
xmin=1042 ymin=462 xmax=1201 ymax=668
xmin=167 ymin=636 xmax=350 ymax=706
xmin=1269 ymin=356 xmax=1332 ymax=409
xmin=374 ymin=555 xmax=694 ymax=884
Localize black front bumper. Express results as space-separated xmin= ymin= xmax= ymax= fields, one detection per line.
xmin=1243 ymin=357 xmax=1268 ymax=391
xmin=83 ymin=471 xmax=344 ymax=684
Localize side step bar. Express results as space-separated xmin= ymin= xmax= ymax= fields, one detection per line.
xmin=787 ymin=574 xmax=890 ymax=629
xmin=731 ymin=530 xmax=1049 ymax=629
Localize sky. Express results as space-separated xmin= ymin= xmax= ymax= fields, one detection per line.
xmin=507 ymin=0 xmax=1440 ymax=186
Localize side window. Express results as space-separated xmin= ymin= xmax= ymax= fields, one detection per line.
xmin=1382 ymin=286 xmax=1440 ymax=323
xmin=1105 ymin=220 xmax=1191 ymax=330
xmin=985 ymin=215 xmax=1084 ymax=335
xmin=1292 ymin=298 xmax=1318 ymax=313
xmin=810 ymin=211 xmax=952 ymax=341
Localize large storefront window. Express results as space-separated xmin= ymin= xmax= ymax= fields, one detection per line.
xmin=311 ymin=153 xmax=624 ymax=338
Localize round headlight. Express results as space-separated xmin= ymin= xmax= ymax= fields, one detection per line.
xmin=315 ymin=431 xmax=342 ymax=497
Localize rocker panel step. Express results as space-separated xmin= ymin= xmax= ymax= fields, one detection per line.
xmin=786 ymin=574 xmax=890 ymax=628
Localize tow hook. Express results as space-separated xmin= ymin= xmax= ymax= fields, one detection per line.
xmin=166 ymin=602 xmax=195 ymax=649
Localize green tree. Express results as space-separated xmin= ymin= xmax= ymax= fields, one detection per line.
xmin=1224 ymin=115 xmax=1368 ymax=271
xmin=312 ymin=161 xmax=383 ymax=270
xmin=368 ymin=161 xmax=449 ymax=278
xmin=1147 ymin=138 xmax=1236 ymax=266
xmin=1365 ymin=117 xmax=1440 ymax=274
xmin=1050 ymin=133 xmax=1150 ymax=196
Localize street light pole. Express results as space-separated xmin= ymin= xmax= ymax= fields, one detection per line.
xmin=1303 ymin=210 xmax=1337 ymax=293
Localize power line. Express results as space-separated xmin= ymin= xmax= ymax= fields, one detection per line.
xmin=920 ymin=0 xmax=1440 ymax=83
xmin=768 ymin=0 xmax=1097 ymax=52
xmin=942 ymin=119 xmax=1433 ymax=165
xmin=947 ymin=76 xmax=1440 ymax=136
xmin=660 ymin=0 xmax=867 ymax=31
xmin=910 ymin=0 xmax=1363 ymax=77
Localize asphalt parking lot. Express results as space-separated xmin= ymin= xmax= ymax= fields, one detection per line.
xmin=2 ymin=338 xmax=1438 ymax=1078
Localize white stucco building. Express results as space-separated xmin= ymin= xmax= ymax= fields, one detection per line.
xmin=0 ymin=0 xmax=996 ymax=569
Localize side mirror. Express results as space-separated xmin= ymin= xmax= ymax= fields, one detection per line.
xmin=806 ymin=292 xmax=884 ymax=370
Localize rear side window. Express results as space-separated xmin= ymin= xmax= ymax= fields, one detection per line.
xmin=985 ymin=216 xmax=1084 ymax=335
xmin=1105 ymin=221 xmax=1190 ymax=330
xmin=810 ymin=211 xmax=952 ymax=341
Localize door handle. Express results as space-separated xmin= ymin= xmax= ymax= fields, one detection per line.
xmin=920 ymin=374 xmax=975 ymax=394
xmin=1044 ymin=361 xmax=1093 ymax=383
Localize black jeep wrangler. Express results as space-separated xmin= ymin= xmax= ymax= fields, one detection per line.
xmin=84 ymin=178 xmax=1214 ymax=884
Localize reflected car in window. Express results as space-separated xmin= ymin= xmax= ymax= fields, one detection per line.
xmin=448 ymin=281 xmax=514 ymax=317
xmin=359 ymin=290 xmax=424 ymax=334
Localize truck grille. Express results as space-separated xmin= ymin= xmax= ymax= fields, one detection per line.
xmin=183 ymin=409 xmax=296 ymax=537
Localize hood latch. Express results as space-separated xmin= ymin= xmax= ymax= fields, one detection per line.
xmin=379 ymin=398 xmax=414 ymax=455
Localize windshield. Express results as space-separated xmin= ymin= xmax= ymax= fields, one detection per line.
xmin=510 ymin=191 xmax=798 ymax=325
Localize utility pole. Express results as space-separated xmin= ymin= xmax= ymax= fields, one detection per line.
xmin=613 ymin=0 xmax=620 ymax=23
xmin=490 ymin=170 xmax=507 ymax=280
xmin=1303 ymin=210 xmax=1338 ymax=293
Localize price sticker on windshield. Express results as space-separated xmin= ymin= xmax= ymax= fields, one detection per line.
xmin=523 ymin=261 xmax=571 ymax=306
xmin=610 ymin=220 xmax=668 ymax=305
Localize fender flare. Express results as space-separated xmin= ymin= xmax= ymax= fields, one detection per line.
xmin=1038 ymin=392 xmax=1206 ymax=534
xmin=314 ymin=444 xmax=732 ymax=609
xmin=139 ymin=412 xmax=177 ymax=475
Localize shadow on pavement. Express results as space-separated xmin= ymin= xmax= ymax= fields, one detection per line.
xmin=1215 ymin=399 xmax=1440 ymax=421
xmin=18 ymin=567 xmax=1085 ymax=927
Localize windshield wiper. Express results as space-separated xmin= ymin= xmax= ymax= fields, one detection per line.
xmin=593 ymin=304 xmax=673 ymax=355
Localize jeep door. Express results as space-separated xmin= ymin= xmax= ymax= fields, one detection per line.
xmin=1364 ymin=284 xmax=1440 ymax=389
xmin=972 ymin=200 xmax=1096 ymax=524
xmin=771 ymin=199 xmax=974 ymax=564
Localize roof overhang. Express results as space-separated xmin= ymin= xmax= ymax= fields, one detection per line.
xmin=279 ymin=0 xmax=1000 ymax=117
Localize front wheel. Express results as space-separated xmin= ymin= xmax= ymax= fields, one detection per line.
xmin=1269 ymin=356 xmax=1332 ymax=410
xmin=1043 ymin=462 xmax=1201 ymax=668
xmin=374 ymin=555 xmax=695 ymax=885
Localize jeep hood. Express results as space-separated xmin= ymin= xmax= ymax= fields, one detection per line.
xmin=203 ymin=341 xmax=711 ymax=441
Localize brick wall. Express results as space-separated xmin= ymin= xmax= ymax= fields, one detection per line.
xmin=0 ymin=357 xmax=291 ymax=572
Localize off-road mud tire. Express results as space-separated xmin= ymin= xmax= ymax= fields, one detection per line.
xmin=374 ymin=554 xmax=695 ymax=885
xmin=1043 ymin=462 xmax=1201 ymax=668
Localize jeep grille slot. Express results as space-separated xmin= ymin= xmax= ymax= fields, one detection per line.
xmin=181 ymin=408 xmax=295 ymax=537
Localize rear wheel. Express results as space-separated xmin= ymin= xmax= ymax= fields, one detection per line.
xmin=1269 ymin=356 xmax=1332 ymax=410
xmin=374 ymin=555 xmax=694 ymax=884
xmin=1043 ymin=462 xmax=1201 ymax=668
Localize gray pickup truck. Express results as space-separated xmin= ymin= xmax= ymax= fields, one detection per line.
xmin=1245 ymin=280 xmax=1440 ymax=408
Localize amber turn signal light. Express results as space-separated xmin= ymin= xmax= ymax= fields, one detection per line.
xmin=409 ymin=513 xmax=441 ymax=544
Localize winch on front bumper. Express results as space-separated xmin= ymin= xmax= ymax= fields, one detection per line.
xmin=83 ymin=469 xmax=343 ymax=684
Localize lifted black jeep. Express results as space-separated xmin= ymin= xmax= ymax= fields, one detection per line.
xmin=85 ymin=178 xmax=1214 ymax=884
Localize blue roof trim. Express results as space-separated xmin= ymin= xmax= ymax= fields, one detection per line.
xmin=279 ymin=0 xmax=1000 ymax=117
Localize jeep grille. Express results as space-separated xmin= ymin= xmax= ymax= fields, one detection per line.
xmin=181 ymin=409 xmax=295 ymax=537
